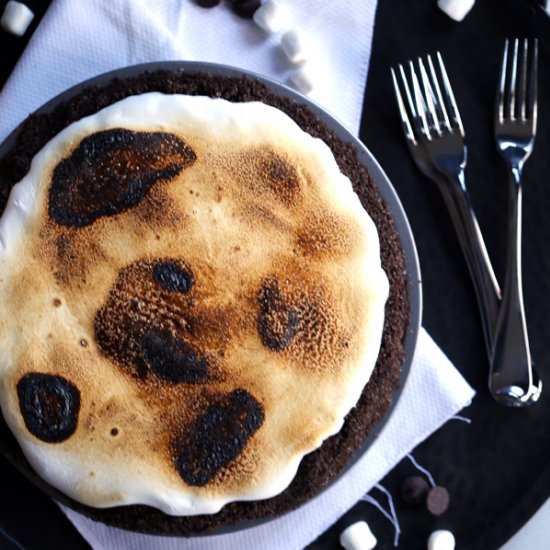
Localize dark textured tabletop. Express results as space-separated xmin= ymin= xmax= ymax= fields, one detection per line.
xmin=1 ymin=1 xmax=550 ymax=549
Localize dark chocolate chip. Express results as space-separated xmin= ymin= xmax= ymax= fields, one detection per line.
xmin=195 ymin=0 xmax=220 ymax=6
xmin=152 ymin=261 xmax=194 ymax=294
xmin=174 ymin=389 xmax=264 ymax=486
xmin=17 ymin=373 xmax=80 ymax=443
xmin=49 ymin=129 xmax=196 ymax=227
xmin=426 ymin=486 xmax=450 ymax=516
xmin=400 ymin=475 xmax=430 ymax=505
xmin=230 ymin=0 xmax=261 ymax=18
xmin=257 ymin=276 xmax=300 ymax=350
xmin=140 ymin=329 xmax=208 ymax=383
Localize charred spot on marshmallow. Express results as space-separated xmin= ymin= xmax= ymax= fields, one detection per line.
xmin=17 ymin=373 xmax=80 ymax=443
xmin=152 ymin=260 xmax=194 ymax=294
xmin=258 ymin=276 xmax=300 ymax=350
xmin=174 ymin=389 xmax=264 ymax=486
xmin=229 ymin=148 xmax=301 ymax=209
xmin=139 ymin=329 xmax=208 ymax=383
xmin=48 ymin=129 xmax=196 ymax=227
xmin=95 ymin=258 xmax=217 ymax=383
xmin=259 ymin=150 xmax=300 ymax=206
xmin=256 ymin=274 xmax=352 ymax=373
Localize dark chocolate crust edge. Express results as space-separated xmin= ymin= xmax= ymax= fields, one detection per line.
xmin=0 ymin=70 xmax=409 ymax=536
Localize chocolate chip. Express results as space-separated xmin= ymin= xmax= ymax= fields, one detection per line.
xmin=426 ymin=486 xmax=450 ymax=516
xmin=174 ymin=389 xmax=264 ymax=486
xmin=140 ymin=329 xmax=209 ymax=383
xmin=230 ymin=0 xmax=261 ymax=18
xmin=400 ymin=475 xmax=430 ymax=505
xmin=152 ymin=260 xmax=194 ymax=294
xmin=195 ymin=0 xmax=221 ymax=6
xmin=257 ymin=276 xmax=300 ymax=350
xmin=49 ymin=129 xmax=196 ymax=227
xmin=17 ymin=373 xmax=80 ymax=443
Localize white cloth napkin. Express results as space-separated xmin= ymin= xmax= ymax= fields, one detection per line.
xmin=0 ymin=1 xmax=476 ymax=548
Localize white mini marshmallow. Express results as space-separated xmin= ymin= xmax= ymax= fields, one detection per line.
xmin=0 ymin=1 xmax=34 ymax=36
xmin=428 ymin=529 xmax=456 ymax=550
xmin=280 ymin=30 xmax=308 ymax=65
xmin=253 ymin=0 xmax=284 ymax=33
xmin=339 ymin=521 xmax=377 ymax=550
xmin=437 ymin=0 xmax=475 ymax=21
xmin=287 ymin=64 xmax=315 ymax=95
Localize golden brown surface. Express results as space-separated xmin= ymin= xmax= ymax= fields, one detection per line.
xmin=0 ymin=96 xmax=388 ymax=512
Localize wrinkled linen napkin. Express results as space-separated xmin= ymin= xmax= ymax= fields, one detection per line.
xmin=0 ymin=1 xmax=475 ymax=548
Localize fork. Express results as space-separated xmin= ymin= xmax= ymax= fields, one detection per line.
xmin=391 ymin=53 xmax=539 ymax=407
xmin=391 ymin=54 xmax=501 ymax=379
xmin=491 ymin=38 xmax=542 ymax=406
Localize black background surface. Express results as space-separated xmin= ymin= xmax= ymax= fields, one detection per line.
xmin=1 ymin=1 xmax=550 ymax=549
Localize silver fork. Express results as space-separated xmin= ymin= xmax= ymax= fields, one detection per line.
xmin=491 ymin=38 xmax=542 ymax=405
xmin=391 ymin=53 xmax=537 ymax=406
xmin=391 ymin=54 xmax=500 ymax=377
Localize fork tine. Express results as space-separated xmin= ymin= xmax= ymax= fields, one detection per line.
xmin=519 ymin=39 xmax=528 ymax=121
xmin=497 ymin=39 xmax=509 ymax=123
xmin=436 ymin=52 xmax=465 ymax=137
xmin=398 ymin=63 xmax=427 ymax=142
xmin=410 ymin=60 xmax=431 ymax=140
xmin=418 ymin=57 xmax=441 ymax=134
xmin=508 ymin=38 xmax=519 ymax=120
xmin=529 ymin=38 xmax=538 ymax=131
xmin=398 ymin=63 xmax=417 ymax=120
xmin=427 ymin=54 xmax=451 ymax=133
xmin=391 ymin=67 xmax=417 ymax=145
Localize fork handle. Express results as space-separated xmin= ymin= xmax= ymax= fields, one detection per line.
xmin=489 ymin=169 xmax=542 ymax=406
xmin=438 ymin=172 xmax=501 ymax=359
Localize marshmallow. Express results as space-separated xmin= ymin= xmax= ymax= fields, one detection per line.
xmin=280 ymin=30 xmax=308 ymax=65
xmin=253 ymin=0 xmax=284 ymax=33
xmin=339 ymin=521 xmax=377 ymax=550
xmin=287 ymin=65 xmax=315 ymax=95
xmin=0 ymin=1 xmax=34 ymax=36
xmin=437 ymin=0 xmax=475 ymax=21
xmin=428 ymin=529 xmax=456 ymax=550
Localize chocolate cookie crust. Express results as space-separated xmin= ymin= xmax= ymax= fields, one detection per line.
xmin=0 ymin=70 xmax=409 ymax=535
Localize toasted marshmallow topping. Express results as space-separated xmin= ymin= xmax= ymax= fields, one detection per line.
xmin=0 ymin=93 xmax=388 ymax=515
